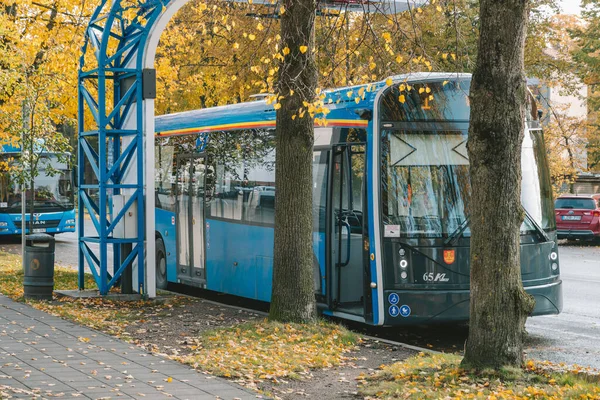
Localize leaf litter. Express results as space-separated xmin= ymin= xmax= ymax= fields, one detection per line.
xmin=1 ymin=251 xmax=416 ymax=399
xmin=360 ymin=352 xmax=600 ymax=399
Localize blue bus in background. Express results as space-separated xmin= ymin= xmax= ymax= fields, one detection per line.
xmin=153 ymin=72 xmax=562 ymax=326
xmin=0 ymin=145 xmax=76 ymax=236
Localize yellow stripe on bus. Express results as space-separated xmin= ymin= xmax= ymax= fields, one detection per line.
xmin=156 ymin=119 xmax=368 ymax=137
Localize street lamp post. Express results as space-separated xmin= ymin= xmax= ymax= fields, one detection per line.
xmin=21 ymin=124 xmax=26 ymax=270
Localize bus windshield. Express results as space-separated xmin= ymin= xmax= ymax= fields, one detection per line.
xmin=379 ymin=79 xmax=471 ymax=122
xmin=0 ymin=154 xmax=74 ymax=213
xmin=379 ymin=79 xmax=555 ymax=238
xmin=381 ymin=130 xmax=471 ymax=238
xmin=521 ymin=129 xmax=555 ymax=231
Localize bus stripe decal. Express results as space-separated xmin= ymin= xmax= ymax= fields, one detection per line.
xmin=156 ymin=119 xmax=369 ymax=137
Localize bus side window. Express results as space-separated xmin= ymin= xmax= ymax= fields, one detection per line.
xmin=204 ymin=129 xmax=275 ymax=225
xmin=155 ymin=142 xmax=177 ymax=212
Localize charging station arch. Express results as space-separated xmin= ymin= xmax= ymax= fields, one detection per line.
xmin=78 ymin=0 xmax=190 ymax=298
xmin=77 ymin=0 xmax=419 ymax=298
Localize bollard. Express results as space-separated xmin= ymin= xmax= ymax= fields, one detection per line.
xmin=23 ymin=233 xmax=56 ymax=301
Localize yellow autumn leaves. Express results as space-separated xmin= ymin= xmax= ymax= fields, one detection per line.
xmin=0 ymin=251 xmax=186 ymax=339
xmin=360 ymin=353 xmax=600 ymax=399
xmin=179 ymin=321 xmax=359 ymax=386
xmin=151 ymin=0 xmax=462 ymax=117
xmin=0 ymin=0 xmax=92 ymax=141
xmin=2 ymin=0 xmax=563 ymax=137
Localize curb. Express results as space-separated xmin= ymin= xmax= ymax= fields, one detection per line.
xmin=165 ymin=290 xmax=439 ymax=355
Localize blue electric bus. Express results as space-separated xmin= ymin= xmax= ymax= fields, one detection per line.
xmin=0 ymin=145 xmax=76 ymax=235
xmin=153 ymin=72 xmax=562 ymax=326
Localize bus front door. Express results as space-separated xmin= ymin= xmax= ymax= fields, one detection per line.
xmin=327 ymin=144 xmax=367 ymax=317
xmin=175 ymin=153 xmax=207 ymax=286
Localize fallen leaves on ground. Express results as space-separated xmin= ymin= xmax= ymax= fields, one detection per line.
xmin=0 ymin=384 xmax=40 ymax=398
xmin=0 ymin=252 xmax=96 ymax=298
xmin=0 ymin=250 xmax=361 ymax=396
xmin=178 ymin=320 xmax=359 ymax=388
xmin=359 ymin=352 xmax=600 ymax=399
xmin=0 ymin=251 xmax=187 ymax=338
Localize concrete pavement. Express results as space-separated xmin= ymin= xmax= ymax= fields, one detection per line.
xmin=0 ymin=294 xmax=259 ymax=399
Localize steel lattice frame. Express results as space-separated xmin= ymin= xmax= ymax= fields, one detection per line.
xmin=78 ymin=0 xmax=169 ymax=296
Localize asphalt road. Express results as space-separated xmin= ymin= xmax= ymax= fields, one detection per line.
xmin=525 ymin=242 xmax=600 ymax=370
xmin=1 ymin=228 xmax=599 ymax=370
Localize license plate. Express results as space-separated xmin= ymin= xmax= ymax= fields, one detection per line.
xmin=562 ymin=215 xmax=581 ymax=221
xmin=33 ymin=228 xmax=46 ymax=233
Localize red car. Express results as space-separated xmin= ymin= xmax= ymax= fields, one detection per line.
xmin=555 ymin=194 xmax=600 ymax=240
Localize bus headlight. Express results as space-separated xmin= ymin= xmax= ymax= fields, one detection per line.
xmin=399 ymin=260 xmax=408 ymax=269
xmin=65 ymin=219 xmax=75 ymax=225
xmin=0 ymin=222 xmax=7 ymax=227
xmin=400 ymin=271 xmax=408 ymax=279
xmin=550 ymin=252 xmax=558 ymax=261
xmin=551 ymin=262 xmax=558 ymax=271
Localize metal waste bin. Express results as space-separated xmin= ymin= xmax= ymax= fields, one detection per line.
xmin=23 ymin=233 xmax=56 ymax=300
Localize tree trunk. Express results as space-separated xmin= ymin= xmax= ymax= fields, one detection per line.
xmin=462 ymin=0 xmax=535 ymax=369
xmin=564 ymin=136 xmax=575 ymax=192
xmin=269 ymin=0 xmax=317 ymax=323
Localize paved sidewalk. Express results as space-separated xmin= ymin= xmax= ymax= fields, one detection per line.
xmin=0 ymin=295 xmax=259 ymax=399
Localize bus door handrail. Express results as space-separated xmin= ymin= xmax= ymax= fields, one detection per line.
xmin=338 ymin=218 xmax=352 ymax=267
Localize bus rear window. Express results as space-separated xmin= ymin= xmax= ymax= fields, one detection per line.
xmin=555 ymin=198 xmax=596 ymax=210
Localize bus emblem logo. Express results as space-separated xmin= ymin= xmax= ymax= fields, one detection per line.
xmin=443 ymin=249 xmax=455 ymax=264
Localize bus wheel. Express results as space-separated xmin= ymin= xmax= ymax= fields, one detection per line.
xmin=156 ymin=237 xmax=168 ymax=290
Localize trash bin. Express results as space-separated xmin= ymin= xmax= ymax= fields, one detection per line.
xmin=23 ymin=233 xmax=56 ymax=301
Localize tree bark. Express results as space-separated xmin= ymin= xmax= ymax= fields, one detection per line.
xmin=269 ymin=0 xmax=317 ymax=323
xmin=462 ymin=0 xmax=535 ymax=369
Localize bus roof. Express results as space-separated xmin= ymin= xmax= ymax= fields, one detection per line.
xmin=155 ymin=72 xmax=472 ymax=136
xmin=1 ymin=144 xmax=21 ymax=153
xmin=0 ymin=144 xmax=70 ymax=157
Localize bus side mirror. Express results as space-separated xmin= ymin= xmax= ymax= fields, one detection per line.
xmin=537 ymin=110 xmax=543 ymax=120
xmin=72 ymin=166 xmax=78 ymax=188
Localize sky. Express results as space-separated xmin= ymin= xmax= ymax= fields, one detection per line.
xmin=558 ymin=0 xmax=582 ymax=15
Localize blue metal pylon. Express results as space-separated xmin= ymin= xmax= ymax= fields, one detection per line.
xmin=78 ymin=0 xmax=167 ymax=295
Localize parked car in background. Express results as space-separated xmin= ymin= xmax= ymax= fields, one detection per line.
xmin=555 ymin=194 xmax=600 ymax=240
